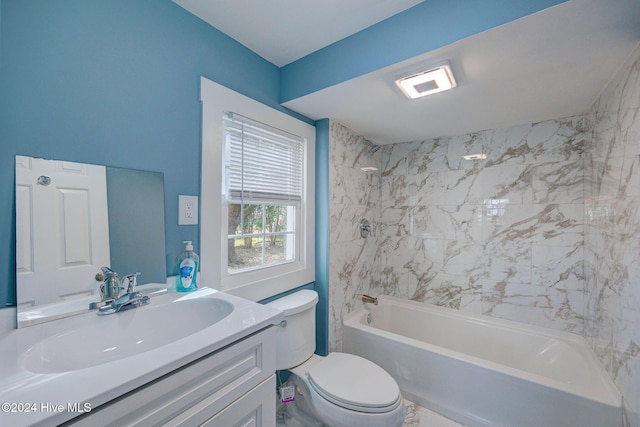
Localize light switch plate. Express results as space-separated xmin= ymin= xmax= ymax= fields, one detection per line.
xmin=178 ymin=195 xmax=198 ymax=225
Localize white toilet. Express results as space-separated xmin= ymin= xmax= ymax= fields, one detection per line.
xmin=267 ymin=290 xmax=405 ymax=427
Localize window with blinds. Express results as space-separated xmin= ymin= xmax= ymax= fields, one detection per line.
xmin=223 ymin=112 xmax=303 ymax=273
xmin=224 ymin=112 xmax=303 ymax=203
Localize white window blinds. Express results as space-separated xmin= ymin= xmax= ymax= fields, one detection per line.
xmin=224 ymin=112 xmax=304 ymax=203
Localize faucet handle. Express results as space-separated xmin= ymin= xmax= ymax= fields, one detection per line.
xmin=122 ymin=272 xmax=141 ymax=294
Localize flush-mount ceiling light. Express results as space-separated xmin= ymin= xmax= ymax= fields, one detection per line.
xmin=395 ymin=64 xmax=457 ymax=99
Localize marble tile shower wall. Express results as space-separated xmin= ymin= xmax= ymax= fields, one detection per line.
xmin=328 ymin=122 xmax=380 ymax=352
xmin=374 ymin=117 xmax=587 ymax=333
xmin=585 ymin=44 xmax=640 ymax=422
xmin=327 ymin=118 xmax=587 ymax=351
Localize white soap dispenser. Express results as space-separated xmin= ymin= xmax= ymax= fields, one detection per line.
xmin=177 ymin=241 xmax=199 ymax=292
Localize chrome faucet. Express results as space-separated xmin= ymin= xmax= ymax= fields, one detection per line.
xmin=89 ymin=267 xmax=120 ymax=310
xmin=95 ymin=268 xmax=149 ymax=315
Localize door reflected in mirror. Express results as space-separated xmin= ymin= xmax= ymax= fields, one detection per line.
xmin=15 ymin=155 xmax=167 ymax=327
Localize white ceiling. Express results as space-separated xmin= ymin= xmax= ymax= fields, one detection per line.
xmin=175 ymin=0 xmax=640 ymax=144
xmin=173 ymin=0 xmax=424 ymax=67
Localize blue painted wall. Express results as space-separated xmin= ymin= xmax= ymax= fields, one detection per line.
xmin=314 ymin=119 xmax=330 ymax=356
xmin=0 ymin=0 xmax=297 ymax=307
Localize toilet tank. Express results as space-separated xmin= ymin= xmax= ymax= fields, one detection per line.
xmin=266 ymin=289 xmax=319 ymax=370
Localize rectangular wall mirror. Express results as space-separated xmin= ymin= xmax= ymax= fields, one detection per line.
xmin=15 ymin=155 xmax=167 ymax=327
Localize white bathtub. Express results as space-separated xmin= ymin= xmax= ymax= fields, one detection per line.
xmin=343 ymin=296 xmax=622 ymax=427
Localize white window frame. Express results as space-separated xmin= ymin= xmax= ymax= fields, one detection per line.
xmin=200 ymin=77 xmax=315 ymax=301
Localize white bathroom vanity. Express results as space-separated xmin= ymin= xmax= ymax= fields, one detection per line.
xmin=0 ymin=288 xmax=282 ymax=426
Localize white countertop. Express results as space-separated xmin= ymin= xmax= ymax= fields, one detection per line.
xmin=0 ymin=288 xmax=283 ymax=427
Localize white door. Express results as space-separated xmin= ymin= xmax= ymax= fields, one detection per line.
xmin=15 ymin=155 xmax=111 ymax=307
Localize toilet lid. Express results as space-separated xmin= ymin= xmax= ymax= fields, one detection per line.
xmin=307 ymin=353 xmax=401 ymax=413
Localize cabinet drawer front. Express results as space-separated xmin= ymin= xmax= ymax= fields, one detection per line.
xmin=67 ymin=326 xmax=276 ymax=426
xmin=171 ymin=375 xmax=276 ymax=427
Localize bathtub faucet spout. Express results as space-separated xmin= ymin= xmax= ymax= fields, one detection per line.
xmin=362 ymin=294 xmax=378 ymax=305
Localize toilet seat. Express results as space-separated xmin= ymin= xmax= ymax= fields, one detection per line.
xmin=306 ymin=353 xmax=402 ymax=413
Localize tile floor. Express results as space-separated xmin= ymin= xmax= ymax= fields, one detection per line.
xmin=276 ymin=398 xmax=464 ymax=426
xmin=402 ymin=399 xmax=465 ymax=427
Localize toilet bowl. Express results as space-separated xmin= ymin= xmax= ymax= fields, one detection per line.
xmin=266 ymin=290 xmax=405 ymax=427
xmin=288 ymin=353 xmax=405 ymax=427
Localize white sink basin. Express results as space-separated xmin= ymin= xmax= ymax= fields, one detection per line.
xmin=22 ymin=297 xmax=233 ymax=373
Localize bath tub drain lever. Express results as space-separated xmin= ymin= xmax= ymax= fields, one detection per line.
xmin=362 ymin=294 xmax=378 ymax=305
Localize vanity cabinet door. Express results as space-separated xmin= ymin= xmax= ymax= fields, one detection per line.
xmin=65 ymin=326 xmax=275 ymax=426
